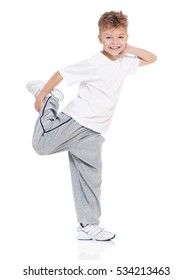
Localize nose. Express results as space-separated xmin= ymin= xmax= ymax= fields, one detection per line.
xmin=112 ymin=38 xmax=118 ymax=44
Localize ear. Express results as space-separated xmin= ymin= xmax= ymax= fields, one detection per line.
xmin=98 ymin=35 xmax=102 ymax=44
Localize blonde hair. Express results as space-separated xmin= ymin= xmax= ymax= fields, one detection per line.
xmin=98 ymin=11 xmax=128 ymax=33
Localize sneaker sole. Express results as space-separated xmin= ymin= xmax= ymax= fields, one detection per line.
xmin=26 ymin=80 xmax=64 ymax=101
xmin=26 ymin=80 xmax=45 ymax=96
xmin=78 ymin=234 xmax=116 ymax=242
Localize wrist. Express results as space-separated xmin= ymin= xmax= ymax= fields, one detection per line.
xmin=36 ymin=91 xmax=47 ymax=100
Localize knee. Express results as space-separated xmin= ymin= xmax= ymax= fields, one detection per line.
xmin=32 ymin=139 xmax=49 ymax=156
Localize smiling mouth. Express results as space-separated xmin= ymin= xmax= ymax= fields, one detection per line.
xmin=109 ymin=46 xmax=121 ymax=50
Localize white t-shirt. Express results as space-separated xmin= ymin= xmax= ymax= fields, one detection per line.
xmin=59 ymin=52 xmax=139 ymax=134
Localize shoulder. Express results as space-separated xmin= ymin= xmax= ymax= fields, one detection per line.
xmin=120 ymin=55 xmax=140 ymax=66
xmin=78 ymin=53 xmax=101 ymax=68
xmin=119 ymin=54 xmax=139 ymax=63
xmin=119 ymin=55 xmax=140 ymax=74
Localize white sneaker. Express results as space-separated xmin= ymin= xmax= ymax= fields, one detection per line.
xmin=26 ymin=80 xmax=64 ymax=101
xmin=77 ymin=224 xmax=115 ymax=241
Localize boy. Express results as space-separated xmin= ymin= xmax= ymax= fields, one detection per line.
xmin=27 ymin=11 xmax=157 ymax=241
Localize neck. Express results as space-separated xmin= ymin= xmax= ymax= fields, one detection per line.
xmin=102 ymin=50 xmax=118 ymax=61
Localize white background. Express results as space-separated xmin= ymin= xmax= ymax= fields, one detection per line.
xmin=0 ymin=0 xmax=193 ymax=279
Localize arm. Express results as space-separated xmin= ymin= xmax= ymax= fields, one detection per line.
xmin=121 ymin=44 xmax=157 ymax=66
xmin=35 ymin=71 xmax=63 ymax=112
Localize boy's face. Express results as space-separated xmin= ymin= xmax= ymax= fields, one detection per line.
xmin=98 ymin=27 xmax=128 ymax=60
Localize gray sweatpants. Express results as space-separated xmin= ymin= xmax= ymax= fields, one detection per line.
xmin=32 ymin=96 xmax=105 ymax=225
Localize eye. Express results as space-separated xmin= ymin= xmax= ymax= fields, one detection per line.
xmin=119 ymin=36 xmax=124 ymax=39
xmin=106 ymin=36 xmax=111 ymax=39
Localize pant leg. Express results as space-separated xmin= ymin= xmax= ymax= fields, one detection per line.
xmin=32 ymin=96 xmax=83 ymax=155
xmin=68 ymin=132 xmax=105 ymax=225
xmin=32 ymin=95 xmax=105 ymax=225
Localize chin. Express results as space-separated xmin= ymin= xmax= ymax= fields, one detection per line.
xmin=108 ymin=50 xmax=121 ymax=56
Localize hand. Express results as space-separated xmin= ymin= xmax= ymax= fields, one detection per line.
xmin=34 ymin=95 xmax=45 ymax=112
xmin=119 ymin=44 xmax=132 ymax=56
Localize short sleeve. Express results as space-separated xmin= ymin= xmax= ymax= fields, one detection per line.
xmin=121 ymin=55 xmax=140 ymax=76
xmin=59 ymin=58 xmax=94 ymax=86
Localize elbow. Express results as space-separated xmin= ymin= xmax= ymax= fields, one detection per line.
xmin=153 ymin=54 xmax=157 ymax=63
xmin=56 ymin=71 xmax=63 ymax=83
xmin=146 ymin=54 xmax=157 ymax=66
xmin=139 ymin=53 xmax=157 ymax=66
xmin=151 ymin=54 xmax=157 ymax=63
